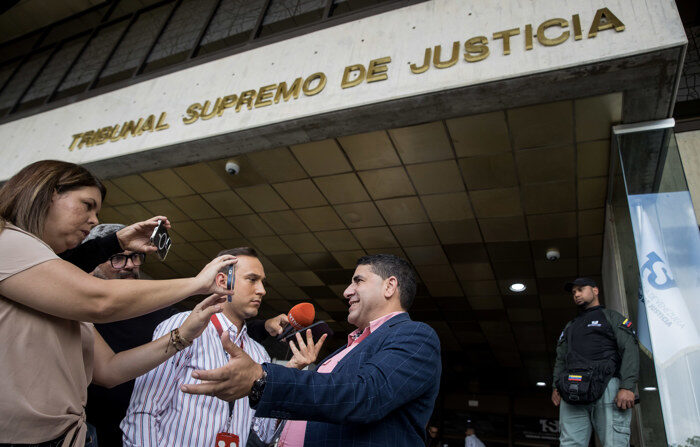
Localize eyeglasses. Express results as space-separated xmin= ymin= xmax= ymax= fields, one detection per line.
xmin=109 ymin=253 xmax=145 ymax=269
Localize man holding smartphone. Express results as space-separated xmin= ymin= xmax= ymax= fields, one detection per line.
xmin=83 ymin=226 xmax=290 ymax=446
xmin=121 ymin=247 xmax=324 ymax=447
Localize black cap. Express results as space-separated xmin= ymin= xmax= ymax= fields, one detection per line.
xmin=564 ymin=277 xmax=597 ymax=292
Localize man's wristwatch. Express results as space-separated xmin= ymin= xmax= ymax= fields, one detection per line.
xmin=249 ymin=369 xmax=267 ymax=406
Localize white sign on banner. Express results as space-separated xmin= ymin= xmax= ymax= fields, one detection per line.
xmin=629 ymin=192 xmax=700 ymax=446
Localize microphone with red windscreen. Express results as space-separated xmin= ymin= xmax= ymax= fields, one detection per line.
xmin=277 ymin=302 xmax=315 ymax=340
xmin=288 ymin=302 xmax=315 ymax=330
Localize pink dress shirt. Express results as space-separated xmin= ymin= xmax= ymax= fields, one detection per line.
xmin=277 ymin=311 xmax=406 ymax=447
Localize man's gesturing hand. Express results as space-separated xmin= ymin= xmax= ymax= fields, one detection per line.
xmin=180 ymin=331 xmax=263 ymax=402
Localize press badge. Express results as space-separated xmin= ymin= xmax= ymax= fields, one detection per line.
xmin=215 ymin=432 xmax=239 ymax=447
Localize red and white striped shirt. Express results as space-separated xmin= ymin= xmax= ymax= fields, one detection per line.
xmin=121 ymin=312 xmax=276 ymax=447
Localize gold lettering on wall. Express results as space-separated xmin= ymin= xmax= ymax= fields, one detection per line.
xmin=537 ymin=18 xmax=570 ymax=46
xmin=588 ymin=7 xmax=625 ymax=38
xmin=67 ymin=7 xmax=628 ymax=151
xmin=68 ymin=112 xmax=169 ymax=151
xmin=493 ymin=28 xmax=520 ymax=55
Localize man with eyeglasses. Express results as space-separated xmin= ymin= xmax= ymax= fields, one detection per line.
xmin=85 ymin=224 xmax=179 ymax=447
xmin=83 ymin=224 xmax=290 ymax=447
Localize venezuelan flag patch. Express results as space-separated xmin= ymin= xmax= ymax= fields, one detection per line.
xmin=623 ymin=318 xmax=632 ymax=328
xmin=568 ymin=374 xmax=583 ymax=382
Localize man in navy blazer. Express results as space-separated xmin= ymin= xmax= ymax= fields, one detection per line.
xmin=182 ymin=254 xmax=442 ymax=446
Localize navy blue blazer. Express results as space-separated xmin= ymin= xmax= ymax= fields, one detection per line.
xmin=253 ymin=313 xmax=441 ymax=446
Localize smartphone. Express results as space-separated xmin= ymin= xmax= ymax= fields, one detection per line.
xmin=226 ymin=264 xmax=235 ymax=302
xmin=149 ymin=220 xmax=172 ymax=261
xmin=281 ymin=321 xmax=333 ymax=344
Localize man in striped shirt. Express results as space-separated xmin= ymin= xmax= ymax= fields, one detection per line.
xmin=121 ymin=247 xmax=320 ymax=447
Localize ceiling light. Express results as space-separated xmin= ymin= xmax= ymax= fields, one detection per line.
xmin=643 ymin=387 xmax=657 ymax=392
xmin=536 ymin=382 xmax=546 ymax=387
xmin=509 ymin=282 xmax=526 ymax=293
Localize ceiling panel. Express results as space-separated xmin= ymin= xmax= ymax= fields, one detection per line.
xmin=313 ymin=173 xmax=370 ymax=204
xmin=433 ymin=219 xmax=482 ymax=245
xmin=390 ymin=223 xmax=440 ymax=247
xmin=375 ymin=197 xmax=428 ymax=225
xmin=112 ymin=175 xmax=163 ymax=202
xmin=577 ymin=140 xmax=610 ymax=178
xmin=174 ymin=163 xmax=229 ymax=193
xmin=507 ymin=100 xmax=574 ymax=150
xmin=388 ymin=122 xmax=453 ymax=163
xmin=259 ymin=210 xmax=308 ymax=234
xmin=235 ymin=184 xmax=289 ymax=213
xmin=290 ymin=139 xmax=352 ymax=176
xmin=447 ymin=111 xmax=511 ymax=157
xmin=406 ymin=160 xmax=464 ymax=194
xmin=338 ymin=130 xmax=401 ymax=170
xmin=141 ymin=169 xmax=195 ymax=197
xmin=459 ymin=153 xmax=518 ymax=191
xmin=358 ymin=167 xmax=415 ymax=200
xmin=201 ymin=190 xmax=253 ymax=216
xmin=246 ymin=147 xmax=308 ymax=183
xmin=296 ymin=206 xmax=345 ymax=231
xmin=272 ymin=179 xmax=327 ymax=209
xmin=173 ymin=195 xmax=220 ymax=219
xmin=334 ymin=202 xmax=385 ymax=228
xmin=421 ymin=192 xmax=473 ymax=222
xmin=515 ymin=146 xmax=575 ymax=184
xmin=574 ymin=93 xmax=622 ymax=142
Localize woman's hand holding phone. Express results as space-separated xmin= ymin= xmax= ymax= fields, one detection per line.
xmin=195 ymin=255 xmax=238 ymax=295
xmin=116 ymin=216 xmax=171 ymax=253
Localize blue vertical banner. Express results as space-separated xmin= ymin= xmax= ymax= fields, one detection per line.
xmin=628 ymin=192 xmax=700 ymax=446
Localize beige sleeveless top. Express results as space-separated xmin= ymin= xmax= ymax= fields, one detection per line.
xmin=0 ymin=223 xmax=94 ymax=446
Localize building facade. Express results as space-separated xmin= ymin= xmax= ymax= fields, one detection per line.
xmin=1 ymin=0 xmax=698 ymax=445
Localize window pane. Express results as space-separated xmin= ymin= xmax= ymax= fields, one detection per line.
xmin=0 ymin=50 xmax=51 ymax=111
xmin=56 ymin=21 xmax=129 ymax=96
xmin=110 ymin=0 xmax=168 ymax=19
xmin=0 ymin=34 xmax=41 ymax=65
xmin=21 ymin=37 xmax=89 ymax=105
xmin=145 ymin=0 xmax=217 ymax=71
xmin=99 ymin=5 xmax=172 ymax=86
xmin=330 ymin=0 xmax=393 ymax=17
xmin=42 ymin=6 xmax=108 ymax=46
xmin=198 ymin=0 xmax=265 ymax=55
xmin=0 ymin=61 xmax=19 ymax=89
xmin=260 ymin=0 xmax=326 ymax=37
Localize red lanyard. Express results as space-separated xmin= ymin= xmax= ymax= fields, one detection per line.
xmin=210 ymin=314 xmax=244 ymax=429
xmin=210 ymin=315 xmax=244 ymax=349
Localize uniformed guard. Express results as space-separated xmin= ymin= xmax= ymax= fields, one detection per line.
xmin=551 ymin=277 xmax=639 ymax=447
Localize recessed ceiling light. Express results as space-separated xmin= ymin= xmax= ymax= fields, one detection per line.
xmin=536 ymin=381 xmax=546 ymax=387
xmin=643 ymin=387 xmax=657 ymax=392
xmin=509 ymin=282 xmax=526 ymax=292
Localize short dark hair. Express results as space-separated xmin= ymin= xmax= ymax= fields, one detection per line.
xmin=356 ymin=254 xmax=417 ymax=310
xmin=216 ymin=247 xmax=258 ymax=273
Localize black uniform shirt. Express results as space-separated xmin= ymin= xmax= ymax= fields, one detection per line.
xmin=567 ymin=305 xmax=619 ymax=363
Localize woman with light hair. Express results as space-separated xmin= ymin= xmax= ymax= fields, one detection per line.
xmin=0 ymin=160 xmax=237 ymax=447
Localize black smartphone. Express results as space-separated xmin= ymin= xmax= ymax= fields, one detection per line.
xmin=226 ymin=264 xmax=235 ymax=302
xmin=281 ymin=321 xmax=333 ymax=344
xmin=149 ymin=220 xmax=172 ymax=261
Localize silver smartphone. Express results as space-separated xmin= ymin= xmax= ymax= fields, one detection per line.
xmin=149 ymin=220 xmax=172 ymax=261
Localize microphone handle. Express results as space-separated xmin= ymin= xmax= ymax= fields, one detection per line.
xmin=276 ymin=322 xmax=297 ymax=341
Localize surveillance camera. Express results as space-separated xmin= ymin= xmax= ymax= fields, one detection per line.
xmin=225 ymin=161 xmax=240 ymax=176
xmin=546 ymin=248 xmax=560 ymax=262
